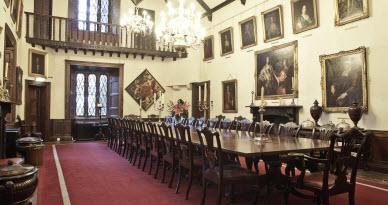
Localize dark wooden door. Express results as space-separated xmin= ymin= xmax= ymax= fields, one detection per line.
xmin=191 ymin=82 xmax=210 ymax=119
xmin=25 ymin=81 xmax=51 ymax=140
xmin=34 ymin=0 xmax=52 ymax=39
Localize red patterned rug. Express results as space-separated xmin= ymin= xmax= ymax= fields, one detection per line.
xmin=37 ymin=142 xmax=388 ymax=205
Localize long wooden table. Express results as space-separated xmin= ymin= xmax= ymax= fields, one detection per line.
xmin=169 ymin=126 xmax=331 ymax=157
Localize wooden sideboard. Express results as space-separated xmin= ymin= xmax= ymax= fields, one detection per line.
xmin=369 ymin=130 xmax=388 ymax=172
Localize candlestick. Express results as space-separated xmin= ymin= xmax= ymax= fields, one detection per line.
xmin=4 ymin=62 xmax=9 ymax=78
xmin=198 ymin=85 xmax=201 ymax=102
xmin=260 ymin=86 xmax=264 ymax=106
xmin=204 ymin=83 xmax=207 ymax=102
xmin=250 ymin=91 xmax=255 ymax=106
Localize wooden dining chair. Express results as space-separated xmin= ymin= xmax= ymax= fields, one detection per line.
xmin=284 ymin=128 xmax=370 ymax=205
xmin=207 ymin=118 xmax=220 ymax=129
xmin=146 ymin=122 xmax=164 ymax=177
xmin=197 ymin=127 xmax=259 ymax=205
xmin=278 ymin=122 xmax=299 ymax=136
xmin=219 ymin=118 xmax=233 ymax=130
xmin=174 ymin=124 xmax=203 ymax=199
xmin=238 ymin=119 xmax=254 ymax=132
xmin=159 ymin=122 xmax=178 ymax=188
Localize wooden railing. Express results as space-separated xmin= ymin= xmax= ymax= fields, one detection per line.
xmin=25 ymin=12 xmax=186 ymax=60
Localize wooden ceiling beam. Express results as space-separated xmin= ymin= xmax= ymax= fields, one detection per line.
xmin=196 ymin=0 xmax=213 ymax=21
xmin=202 ymin=0 xmax=246 ymax=21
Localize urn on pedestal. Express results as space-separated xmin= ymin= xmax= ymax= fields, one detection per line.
xmin=310 ymin=100 xmax=323 ymax=126
xmin=348 ymin=102 xmax=363 ymax=128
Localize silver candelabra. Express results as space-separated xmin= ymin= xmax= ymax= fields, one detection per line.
xmin=154 ymin=99 xmax=165 ymax=122
xmin=198 ymin=100 xmax=213 ymax=118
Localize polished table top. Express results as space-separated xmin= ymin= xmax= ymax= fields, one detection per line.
xmin=166 ymin=125 xmax=331 ymax=157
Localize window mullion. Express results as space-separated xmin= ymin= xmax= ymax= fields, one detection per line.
xmin=84 ymin=72 xmax=89 ymax=117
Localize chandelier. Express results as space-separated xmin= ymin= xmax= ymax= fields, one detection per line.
xmin=123 ymin=7 xmax=154 ymax=35
xmin=156 ymin=0 xmax=205 ymax=49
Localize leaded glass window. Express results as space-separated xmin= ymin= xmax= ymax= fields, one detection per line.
xmin=99 ymin=75 xmax=108 ymax=116
xmin=76 ymin=73 xmax=85 ymax=116
xmin=77 ymin=0 xmax=111 ymax=32
xmin=73 ymin=71 xmax=110 ymax=118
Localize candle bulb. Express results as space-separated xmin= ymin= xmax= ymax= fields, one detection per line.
xmin=292 ymin=77 xmax=294 ymax=89
xmin=161 ymin=92 xmax=165 ymax=103
xmin=139 ymin=99 xmax=142 ymax=110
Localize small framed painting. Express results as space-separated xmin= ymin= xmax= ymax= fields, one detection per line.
xmin=239 ymin=16 xmax=257 ymax=49
xmin=262 ymin=5 xmax=284 ymax=43
xmin=222 ymin=79 xmax=238 ymax=113
xmin=15 ymin=66 xmax=23 ymax=105
xmin=335 ymin=0 xmax=369 ymax=26
xmin=320 ymin=47 xmax=368 ymax=112
xmin=291 ymin=0 xmax=319 ymax=34
xmin=203 ymin=35 xmax=214 ymax=61
xmin=29 ymin=49 xmax=48 ymax=78
xmin=219 ymin=27 xmax=234 ymax=56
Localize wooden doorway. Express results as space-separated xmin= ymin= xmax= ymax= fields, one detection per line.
xmin=191 ymin=81 xmax=210 ymax=119
xmin=25 ymin=80 xmax=51 ymax=140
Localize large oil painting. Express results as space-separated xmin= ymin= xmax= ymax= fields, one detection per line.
xmin=320 ymin=47 xmax=367 ymax=112
xmin=255 ymin=41 xmax=298 ymax=100
xmin=219 ymin=27 xmax=234 ymax=56
xmin=126 ymin=69 xmax=165 ymax=111
xmin=203 ymin=35 xmax=214 ymax=61
xmin=239 ymin=16 xmax=257 ymax=49
xmin=335 ymin=0 xmax=369 ymax=26
xmin=222 ymin=79 xmax=238 ymax=113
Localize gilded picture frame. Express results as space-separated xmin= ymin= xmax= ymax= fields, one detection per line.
xmin=239 ymin=16 xmax=257 ymax=49
xmin=335 ymin=0 xmax=369 ymax=26
xmin=28 ymin=49 xmax=48 ymax=78
xmin=262 ymin=5 xmax=284 ymax=43
xmin=320 ymin=47 xmax=368 ymax=112
xmin=255 ymin=41 xmax=298 ymax=100
xmin=203 ymin=35 xmax=214 ymax=61
xmin=219 ymin=27 xmax=234 ymax=56
xmin=222 ymin=79 xmax=238 ymax=113
xmin=291 ymin=0 xmax=319 ymax=34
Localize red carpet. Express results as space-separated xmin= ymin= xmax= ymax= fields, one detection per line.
xmin=38 ymin=142 xmax=388 ymax=205
xmin=38 ymin=145 xmax=63 ymax=205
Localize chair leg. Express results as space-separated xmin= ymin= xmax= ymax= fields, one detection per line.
xmin=322 ymin=194 xmax=329 ymax=205
xmin=162 ymin=161 xmax=167 ymax=183
xmin=349 ymin=190 xmax=355 ymax=205
xmin=201 ymin=180 xmax=208 ymax=205
xmin=154 ymin=157 xmax=161 ymax=179
xmin=185 ymin=168 xmax=193 ymax=200
xmin=128 ymin=145 xmax=135 ymax=163
xmin=148 ymin=155 xmax=153 ymax=175
xmin=142 ymin=151 xmax=149 ymax=171
xmin=168 ymin=162 xmax=176 ymax=188
xmin=132 ymin=147 xmax=139 ymax=166
xmin=175 ymin=165 xmax=182 ymax=194
xmin=138 ymin=150 xmax=143 ymax=168
xmin=217 ymin=183 xmax=223 ymax=205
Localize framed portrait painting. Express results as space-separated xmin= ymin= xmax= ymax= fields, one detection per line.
xmin=262 ymin=5 xmax=284 ymax=43
xmin=203 ymin=35 xmax=214 ymax=61
xmin=255 ymin=41 xmax=298 ymax=100
xmin=239 ymin=16 xmax=257 ymax=49
xmin=222 ymin=79 xmax=238 ymax=113
xmin=28 ymin=49 xmax=48 ymax=78
xmin=125 ymin=69 xmax=165 ymax=111
xmin=291 ymin=0 xmax=319 ymax=34
xmin=320 ymin=47 xmax=367 ymax=112
xmin=219 ymin=27 xmax=234 ymax=56
xmin=335 ymin=0 xmax=369 ymax=26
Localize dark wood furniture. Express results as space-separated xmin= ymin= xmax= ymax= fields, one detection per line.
xmin=25 ymin=12 xmax=186 ymax=60
xmin=0 ymin=101 xmax=12 ymax=159
xmin=5 ymin=128 xmax=20 ymax=158
xmin=247 ymin=105 xmax=303 ymax=124
xmin=0 ymin=164 xmax=38 ymax=205
xmin=72 ymin=119 xmax=108 ymax=141
xmin=197 ymin=127 xmax=259 ymax=205
xmin=285 ymin=128 xmax=370 ymax=205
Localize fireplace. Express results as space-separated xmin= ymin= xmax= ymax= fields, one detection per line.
xmin=247 ymin=105 xmax=303 ymax=124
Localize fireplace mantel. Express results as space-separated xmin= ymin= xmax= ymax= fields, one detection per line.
xmin=246 ymin=105 xmax=303 ymax=124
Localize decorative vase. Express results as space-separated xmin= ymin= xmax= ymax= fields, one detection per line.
xmin=348 ymin=102 xmax=363 ymax=128
xmin=310 ymin=100 xmax=323 ymax=126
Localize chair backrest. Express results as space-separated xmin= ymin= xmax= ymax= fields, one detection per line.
xmin=328 ymin=128 xmax=370 ymax=188
xmin=175 ymin=124 xmax=193 ymax=162
xmin=254 ymin=120 xmax=275 ymax=134
xmin=207 ymin=118 xmax=220 ymax=129
xmin=228 ymin=119 xmax=239 ymax=131
xmin=278 ymin=122 xmax=299 ymax=136
xmin=314 ymin=123 xmax=336 ymax=140
xmin=197 ymin=127 xmax=223 ymax=176
xmin=159 ymin=122 xmax=175 ymax=154
xmin=219 ymin=118 xmax=233 ymax=130
xmin=165 ymin=116 xmax=174 ymax=124
xmin=238 ymin=119 xmax=253 ymax=131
